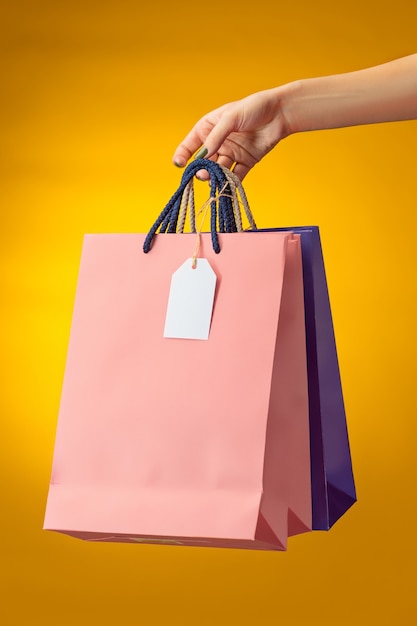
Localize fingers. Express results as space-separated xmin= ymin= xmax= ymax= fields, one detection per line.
xmin=216 ymin=154 xmax=236 ymax=171
xmin=172 ymin=106 xmax=239 ymax=168
xmin=171 ymin=103 xmax=254 ymax=180
xmin=172 ymin=110 xmax=221 ymax=167
xmin=172 ymin=127 xmax=205 ymax=168
xmin=195 ymin=153 xmax=236 ymax=181
xmin=195 ymin=159 xmax=252 ymax=182
xmin=231 ymin=162 xmax=251 ymax=181
xmin=202 ymin=111 xmax=238 ymax=160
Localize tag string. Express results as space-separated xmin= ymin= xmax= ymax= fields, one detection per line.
xmin=191 ymin=182 xmax=231 ymax=268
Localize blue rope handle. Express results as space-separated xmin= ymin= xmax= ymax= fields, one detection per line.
xmin=143 ymin=159 xmax=238 ymax=254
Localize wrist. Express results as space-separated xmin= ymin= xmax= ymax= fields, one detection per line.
xmin=270 ymin=80 xmax=307 ymax=137
xmin=276 ymin=77 xmax=342 ymax=134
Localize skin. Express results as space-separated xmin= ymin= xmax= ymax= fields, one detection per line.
xmin=173 ymin=53 xmax=417 ymax=180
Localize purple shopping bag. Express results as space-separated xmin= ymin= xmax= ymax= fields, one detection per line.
xmin=261 ymin=226 xmax=356 ymax=529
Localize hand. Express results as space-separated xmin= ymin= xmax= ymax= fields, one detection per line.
xmin=172 ymin=54 xmax=417 ymax=180
xmin=172 ymin=89 xmax=290 ymax=180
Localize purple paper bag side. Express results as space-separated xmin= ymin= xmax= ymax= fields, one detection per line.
xmin=258 ymin=226 xmax=356 ymax=529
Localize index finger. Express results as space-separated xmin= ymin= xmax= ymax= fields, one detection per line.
xmin=172 ymin=124 xmax=211 ymax=168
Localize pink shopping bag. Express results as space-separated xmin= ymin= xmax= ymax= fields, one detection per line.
xmin=44 ymin=229 xmax=311 ymax=550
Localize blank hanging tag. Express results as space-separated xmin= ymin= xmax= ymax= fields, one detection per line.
xmin=164 ymin=258 xmax=217 ymax=340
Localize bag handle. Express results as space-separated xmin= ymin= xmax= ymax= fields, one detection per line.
xmin=176 ymin=166 xmax=257 ymax=235
xmin=143 ymin=159 xmax=257 ymax=253
xmin=216 ymin=165 xmax=257 ymax=232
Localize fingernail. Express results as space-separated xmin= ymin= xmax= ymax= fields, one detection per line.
xmin=194 ymin=146 xmax=208 ymax=160
xmin=174 ymin=160 xmax=183 ymax=168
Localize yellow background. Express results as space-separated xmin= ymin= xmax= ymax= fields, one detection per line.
xmin=1 ymin=1 xmax=416 ymax=624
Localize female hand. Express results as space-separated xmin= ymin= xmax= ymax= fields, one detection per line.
xmin=172 ymin=54 xmax=417 ymax=180
xmin=172 ymin=88 xmax=291 ymax=180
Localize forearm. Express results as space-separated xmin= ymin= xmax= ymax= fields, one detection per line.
xmin=279 ymin=54 xmax=417 ymax=134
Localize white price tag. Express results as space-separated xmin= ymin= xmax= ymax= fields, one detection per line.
xmin=164 ymin=258 xmax=217 ymax=340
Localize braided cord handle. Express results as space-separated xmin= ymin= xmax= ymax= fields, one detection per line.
xmin=143 ymin=159 xmax=256 ymax=253
xmin=176 ymin=167 xmax=257 ymax=234
xmin=217 ymin=165 xmax=257 ymax=232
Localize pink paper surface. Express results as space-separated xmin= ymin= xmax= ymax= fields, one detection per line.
xmin=264 ymin=237 xmax=311 ymax=537
xmin=44 ymin=231 xmax=310 ymax=549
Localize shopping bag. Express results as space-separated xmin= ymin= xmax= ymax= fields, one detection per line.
xmin=172 ymin=163 xmax=356 ymax=529
xmin=274 ymin=226 xmax=356 ymax=529
xmin=44 ymin=160 xmax=312 ymax=550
